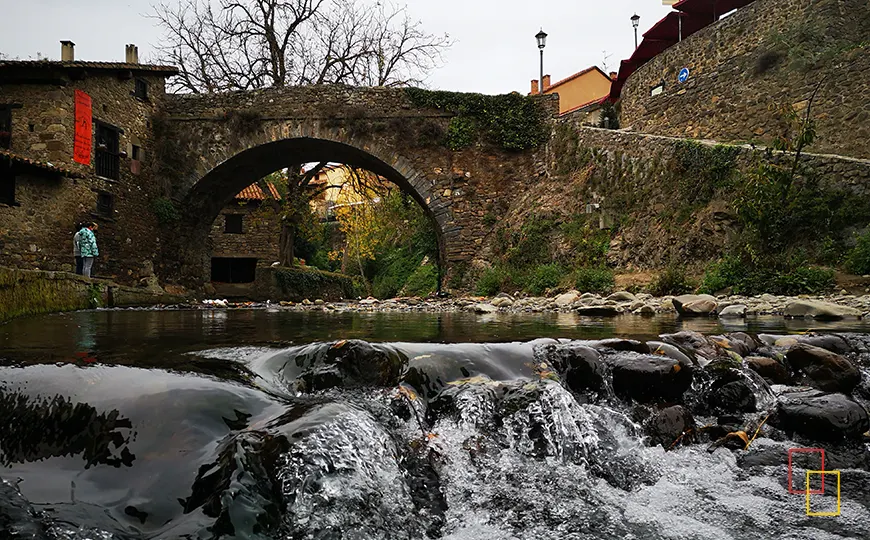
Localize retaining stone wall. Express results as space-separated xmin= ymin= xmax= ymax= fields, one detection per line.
xmin=620 ymin=0 xmax=870 ymax=160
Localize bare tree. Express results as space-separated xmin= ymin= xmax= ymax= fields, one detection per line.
xmin=151 ymin=0 xmax=451 ymax=92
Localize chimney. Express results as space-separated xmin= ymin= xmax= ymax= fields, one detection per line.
xmin=610 ymin=71 xmax=618 ymax=81
xmin=542 ymin=75 xmax=551 ymax=91
xmin=60 ymin=40 xmax=75 ymax=62
xmin=125 ymin=44 xmax=139 ymax=64
xmin=530 ymin=79 xmax=539 ymax=95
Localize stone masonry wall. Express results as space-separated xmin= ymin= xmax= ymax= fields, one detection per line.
xmin=0 ymin=73 xmax=169 ymax=281
xmin=498 ymin=121 xmax=870 ymax=270
xmin=620 ymin=0 xmax=870 ymax=159
xmin=159 ymin=86 xmax=557 ymax=285
xmin=209 ymin=201 xmax=281 ymax=264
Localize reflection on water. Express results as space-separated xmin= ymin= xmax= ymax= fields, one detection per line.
xmin=4 ymin=309 xmax=870 ymax=365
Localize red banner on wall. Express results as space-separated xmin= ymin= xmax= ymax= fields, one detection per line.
xmin=73 ymin=90 xmax=92 ymax=165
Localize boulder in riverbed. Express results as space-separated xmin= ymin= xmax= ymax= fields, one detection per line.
xmin=607 ymin=291 xmax=637 ymax=303
xmin=554 ymin=290 xmax=580 ymax=307
xmin=645 ymin=405 xmax=695 ymax=448
xmin=745 ymin=356 xmax=791 ymax=385
xmin=718 ymin=304 xmax=747 ymax=318
xmin=770 ymin=390 xmax=869 ymax=441
xmin=785 ymin=343 xmax=861 ymax=394
xmin=606 ymin=351 xmax=694 ymax=403
xmin=783 ymin=300 xmax=862 ymax=320
xmin=541 ymin=343 xmax=605 ymax=393
xmin=673 ymin=294 xmax=718 ymax=317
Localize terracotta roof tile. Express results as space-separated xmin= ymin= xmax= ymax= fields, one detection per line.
xmin=0 ymin=149 xmax=85 ymax=178
xmin=235 ymin=182 xmax=281 ymax=201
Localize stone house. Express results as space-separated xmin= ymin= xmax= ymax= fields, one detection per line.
xmin=209 ymin=182 xmax=281 ymax=284
xmin=0 ymin=41 xmax=177 ymax=279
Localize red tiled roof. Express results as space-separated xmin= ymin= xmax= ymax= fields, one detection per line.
xmin=0 ymin=149 xmax=85 ymax=178
xmin=609 ymin=0 xmax=756 ymax=101
xmin=545 ymin=66 xmax=611 ymax=92
xmin=235 ymin=182 xmax=281 ymax=201
xmin=0 ymin=60 xmax=179 ymax=76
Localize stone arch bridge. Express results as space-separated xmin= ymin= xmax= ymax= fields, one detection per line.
xmin=158 ymin=85 xmax=555 ymax=286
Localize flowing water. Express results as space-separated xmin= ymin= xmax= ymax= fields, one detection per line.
xmin=1 ymin=309 xmax=869 ymax=539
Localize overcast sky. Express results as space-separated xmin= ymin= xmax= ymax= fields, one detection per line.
xmin=0 ymin=0 xmax=674 ymax=94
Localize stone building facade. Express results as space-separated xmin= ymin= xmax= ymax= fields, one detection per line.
xmin=0 ymin=42 xmax=176 ymax=279
xmin=619 ymin=0 xmax=870 ymax=159
xmin=208 ymin=183 xmax=281 ymax=283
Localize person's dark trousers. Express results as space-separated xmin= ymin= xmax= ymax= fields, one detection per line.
xmin=75 ymin=256 xmax=83 ymax=275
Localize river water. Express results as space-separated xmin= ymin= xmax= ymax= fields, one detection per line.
xmin=1 ymin=308 xmax=868 ymax=539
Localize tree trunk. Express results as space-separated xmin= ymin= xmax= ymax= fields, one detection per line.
xmin=279 ymin=219 xmax=296 ymax=266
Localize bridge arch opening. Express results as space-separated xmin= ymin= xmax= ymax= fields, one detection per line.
xmin=175 ymin=136 xmax=449 ymax=292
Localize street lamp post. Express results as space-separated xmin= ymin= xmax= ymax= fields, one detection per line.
xmin=631 ymin=13 xmax=640 ymax=50
xmin=536 ymin=29 xmax=548 ymax=94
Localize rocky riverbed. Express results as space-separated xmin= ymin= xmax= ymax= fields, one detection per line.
xmin=190 ymin=290 xmax=870 ymax=320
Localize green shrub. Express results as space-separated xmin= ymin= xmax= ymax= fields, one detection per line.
xmin=150 ymin=197 xmax=180 ymax=225
xmin=699 ymin=256 xmax=834 ymax=295
xmin=648 ymin=263 xmax=694 ymax=297
xmin=475 ymin=266 xmax=508 ymax=297
xmin=404 ymin=264 xmax=439 ymax=297
xmin=571 ymin=267 xmax=614 ymax=294
xmin=405 ymin=88 xmax=549 ymax=151
xmin=846 ymin=231 xmax=870 ymax=275
xmin=560 ymin=215 xmax=610 ymax=267
xmin=527 ymin=264 xmax=565 ymax=296
xmin=274 ymin=267 xmax=364 ymax=300
xmin=446 ymin=117 xmax=476 ymax=150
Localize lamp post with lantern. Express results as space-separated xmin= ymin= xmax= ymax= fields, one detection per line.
xmin=631 ymin=13 xmax=640 ymax=50
xmin=535 ymin=29 xmax=548 ymax=94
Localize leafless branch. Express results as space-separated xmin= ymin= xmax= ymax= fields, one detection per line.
xmin=150 ymin=0 xmax=451 ymax=92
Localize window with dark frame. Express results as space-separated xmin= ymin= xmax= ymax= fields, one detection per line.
xmin=133 ymin=79 xmax=149 ymax=101
xmin=0 ymin=106 xmax=12 ymax=150
xmin=132 ymin=144 xmax=141 ymax=161
xmin=95 ymin=122 xmax=121 ymax=180
xmin=224 ymin=214 xmax=243 ymax=234
xmin=96 ymin=192 xmax=114 ymax=218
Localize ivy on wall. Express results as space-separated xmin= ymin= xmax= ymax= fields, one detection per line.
xmin=405 ymin=88 xmax=550 ymax=152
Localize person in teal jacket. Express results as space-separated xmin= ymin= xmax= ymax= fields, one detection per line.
xmin=80 ymin=223 xmax=99 ymax=278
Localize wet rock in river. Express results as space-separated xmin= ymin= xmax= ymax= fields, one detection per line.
xmin=746 ymin=356 xmax=792 ymax=385
xmin=606 ymin=351 xmax=693 ymax=403
xmin=576 ymin=305 xmax=621 ymax=317
xmin=660 ymin=331 xmax=728 ymax=364
xmin=593 ymin=338 xmax=650 ymax=354
xmin=704 ymin=367 xmax=759 ymax=414
xmin=786 ymin=343 xmax=862 ymax=394
xmin=795 ymin=334 xmax=853 ymax=355
xmin=541 ymin=343 xmax=606 ymax=393
xmin=770 ymin=390 xmax=870 ymax=441
xmin=294 ymin=340 xmax=408 ymax=391
xmin=645 ymin=405 xmax=695 ymax=448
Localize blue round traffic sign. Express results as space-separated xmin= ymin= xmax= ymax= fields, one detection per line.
xmin=678 ymin=68 xmax=690 ymax=83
